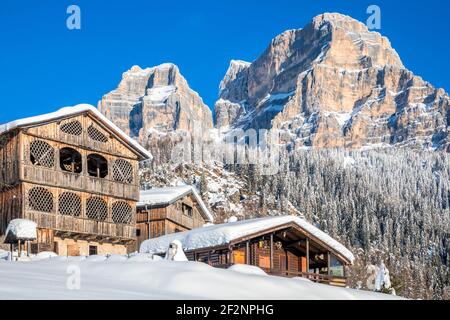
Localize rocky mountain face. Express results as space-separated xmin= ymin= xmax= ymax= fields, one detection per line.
xmin=215 ymin=13 xmax=449 ymax=151
xmin=98 ymin=63 xmax=213 ymax=148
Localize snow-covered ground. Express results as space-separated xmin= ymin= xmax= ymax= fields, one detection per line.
xmin=0 ymin=258 xmax=403 ymax=300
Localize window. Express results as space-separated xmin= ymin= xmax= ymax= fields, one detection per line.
xmin=30 ymin=140 xmax=54 ymax=168
xmin=330 ymin=255 xmax=344 ymax=277
xmin=136 ymin=229 xmax=141 ymax=237
xmin=87 ymin=154 xmax=108 ymax=178
xmin=87 ymin=124 xmax=108 ymax=143
xmin=112 ymin=201 xmax=133 ymax=224
xmin=86 ymin=197 xmax=108 ymax=221
xmin=60 ymin=120 xmax=82 ymax=136
xmin=28 ymin=187 xmax=53 ymax=213
xmin=58 ymin=192 xmax=81 ymax=217
xmin=59 ymin=147 xmax=82 ymax=173
xmin=89 ymin=245 xmax=98 ymax=256
xmin=112 ymin=159 xmax=133 ymax=183
xmin=182 ymin=203 xmax=193 ymax=217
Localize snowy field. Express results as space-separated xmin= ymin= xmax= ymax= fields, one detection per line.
xmin=0 ymin=258 xmax=403 ymax=300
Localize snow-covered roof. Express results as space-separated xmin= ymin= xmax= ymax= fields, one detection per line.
xmin=138 ymin=185 xmax=214 ymax=222
xmin=4 ymin=219 xmax=37 ymax=243
xmin=0 ymin=104 xmax=152 ymax=160
xmin=140 ymin=215 xmax=355 ymax=264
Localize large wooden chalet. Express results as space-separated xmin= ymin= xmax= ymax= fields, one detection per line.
xmin=0 ymin=104 xmax=151 ymax=256
xmin=136 ymin=186 xmax=213 ymax=248
xmin=140 ymin=215 xmax=355 ymax=286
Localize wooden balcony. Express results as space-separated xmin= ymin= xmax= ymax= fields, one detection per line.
xmin=22 ymin=164 xmax=139 ymax=201
xmin=24 ymin=211 xmax=136 ymax=241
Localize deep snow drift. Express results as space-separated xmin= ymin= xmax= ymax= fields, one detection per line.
xmin=0 ymin=259 xmax=402 ymax=300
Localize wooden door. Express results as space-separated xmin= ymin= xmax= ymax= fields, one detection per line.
xmin=280 ymin=256 xmax=287 ymax=271
xmin=233 ymin=251 xmax=245 ymax=264
xmin=259 ymin=256 xmax=270 ymax=269
xmin=301 ymin=257 xmax=308 ymax=272
xmin=67 ymin=244 xmax=80 ymax=256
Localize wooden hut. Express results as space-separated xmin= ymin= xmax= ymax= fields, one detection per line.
xmin=136 ymin=186 xmax=213 ymax=248
xmin=0 ymin=104 xmax=151 ymax=256
xmin=140 ymin=215 xmax=354 ymax=286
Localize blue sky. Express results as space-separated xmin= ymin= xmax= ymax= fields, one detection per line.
xmin=1 ymin=0 xmax=449 ymax=123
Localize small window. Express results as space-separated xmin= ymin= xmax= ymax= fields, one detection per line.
xmin=88 ymin=125 xmax=108 ymax=143
xmin=87 ymin=154 xmax=108 ymax=178
xmin=60 ymin=120 xmax=82 ymax=136
xmin=89 ymin=246 xmax=98 ymax=256
xmin=28 ymin=187 xmax=53 ymax=213
xmin=136 ymin=229 xmax=141 ymax=237
xmin=182 ymin=203 xmax=193 ymax=217
xmin=30 ymin=140 xmax=54 ymax=168
xmin=59 ymin=147 xmax=82 ymax=173
xmin=112 ymin=159 xmax=133 ymax=183
xmin=86 ymin=197 xmax=108 ymax=221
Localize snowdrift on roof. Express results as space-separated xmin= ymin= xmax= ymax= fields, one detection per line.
xmin=138 ymin=185 xmax=214 ymax=222
xmin=140 ymin=215 xmax=354 ymax=263
xmin=0 ymin=104 xmax=152 ymax=160
xmin=4 ymin=219 xmax=37 ymax=243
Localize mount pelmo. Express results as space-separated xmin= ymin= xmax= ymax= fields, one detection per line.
xmin=215 ymin=13 xmax=449 ymax=151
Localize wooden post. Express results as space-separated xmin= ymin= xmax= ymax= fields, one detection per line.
xmin=10 ymin=244 xmax=13 ymax=261
xmin=270 ymin=234 xmax=274 ymax=271
xmin=306 ymin=238 xmax=310 ymax=273
xmin=246 ymin=241 xmax=250 ymax=265
xmin=327 ymin=251 xmax=331 ymax=276
xmin=285 ymin=249 xmax=289 ymax=276
xmin=145 ymin=209 xmax=151 ymax=239
xmin=229 ymin=246 xmax=234 ymax=264
xmin=18 ymin=239 xmax=21 ymax=258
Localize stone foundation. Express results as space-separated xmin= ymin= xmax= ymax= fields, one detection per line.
xmin=54 ymin=237 xmax=127 ymax=256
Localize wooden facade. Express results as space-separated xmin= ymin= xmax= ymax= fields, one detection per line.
xmin=177 ymin=222 xmax=350 ymax=286
xmin=136 ymin=189 xmax=212 ymax=249
xmin=0 ymin=108 xmax=150 ymax=255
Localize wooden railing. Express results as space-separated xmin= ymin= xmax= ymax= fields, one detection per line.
xmin=144 ymin=209 xmax=198 ymax=230
xmin=213 ymin=264 xmax=347 ymax=287
xmin=264 ymin=269 xmax=347 ymax=287
xmin=22 ymin=164 xmax=139 ymax=200
xmin=25 ymin=211 xmax=136 ymax=240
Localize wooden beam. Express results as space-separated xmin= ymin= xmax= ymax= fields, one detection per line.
xmin=229 ymin=246 xmax=234 ymax=264
xmin=285 ymin=249 xmax=289 ymax=274
xmin=246 ymin=241 xmax=250 ymax=265
xmin=327 ymin=251 xmax=331 ymax=276
xmin=306 ymin=237 xmax=310 ymax=273
xmin=270 ymin=234 xmax=274 ymax=271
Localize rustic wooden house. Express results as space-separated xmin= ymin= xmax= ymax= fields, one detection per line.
xmin=140 ymin=215 xmax=354 ymax=286
xmin=0 ymin=104 xmax=152 ymax=256
xmin=136 ymin=186 xmax=213 ymax=249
